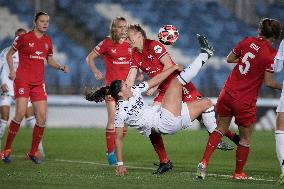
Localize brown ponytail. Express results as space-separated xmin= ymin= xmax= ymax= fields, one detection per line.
xmin=85 ymin=86 xmax=109 ymax=103
xmin=259 ymin=18 xmax=281 ymax=40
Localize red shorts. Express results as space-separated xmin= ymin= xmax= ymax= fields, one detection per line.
xmin=154 ymin=82 xmax=201 ymax=103
xmin=215 ymin=89 xmax=256 ymax=126
xmin=14 ymin=80 xmax=47 ymax=102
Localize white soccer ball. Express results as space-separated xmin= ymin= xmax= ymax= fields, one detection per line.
xmin=158 ymin=25 xmax=179 ymax=45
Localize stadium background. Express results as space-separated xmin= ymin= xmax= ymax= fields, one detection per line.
xmin=0 ymin=0 xmax=283 ymax=129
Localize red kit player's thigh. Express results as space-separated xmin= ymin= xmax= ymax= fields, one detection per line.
xmin=182 ymin=82 xmax=201 ymax=102
xmin=30 ymin=83 xmax=47 ymax=102
xmin=14 ymin=79 xmax=30 ymax=99
xmin=215 ymin=90 xmax=233 ymax=117
xmin=233 ymin=101 xmax=256 ymax=126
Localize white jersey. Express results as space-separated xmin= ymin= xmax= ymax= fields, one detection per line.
xmin=114 ymin=82 xmax=160 ymax=137
xmin=0 ymin=47 xmax=19 ymax=96
xmin=275 ymin=40 xmax=284 ymax=112
xmin=114 ymin=81 xmax=192 ymax=137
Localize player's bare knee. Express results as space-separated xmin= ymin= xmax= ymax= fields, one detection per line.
xmin=201 ymin=98 xmax=213 ymax=110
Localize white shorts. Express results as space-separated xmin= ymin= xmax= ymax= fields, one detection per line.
xmin=155 ymin=103 xmax=192 ymax=135
xmin=0 ymin=95 xmax=32 ymax=107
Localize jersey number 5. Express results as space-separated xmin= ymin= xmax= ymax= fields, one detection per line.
xmin=239 ymin=52 xmax=255 ymax=75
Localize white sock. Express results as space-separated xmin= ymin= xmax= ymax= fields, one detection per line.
xmin=0 ymin=119 xmax=8 ymax=151
xmin=26 ymin=116 xmax=36 ymax=128
xmin=202 ymin=106 xmax=217 ymax=133
xmin=177 ymin=53 xmax=208 ymax=85
xmin=275 ymin=130 xmax=284 ymax=174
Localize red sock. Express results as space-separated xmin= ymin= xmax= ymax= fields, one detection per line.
xmin=201 ymin=130 xmax=223 ymax=164
xmin=235 ymin=144 xmax=250 ymax=174
xmin=225 ymin=130 xmax=234 ymax=140
xmin=4 ymin=120 xmax=21 ymax=150
xmin=29 ymin=124 xmax=45 ymax=155
xmin=122 ymin=127 xmax=127 ymax=138
xmin=149 ymin=133 xmax=168 ymax=163
xmin=106 ymin=128 xmax=115 ymax=153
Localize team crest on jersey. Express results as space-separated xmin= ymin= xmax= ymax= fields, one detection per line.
xmin=111 ymin=49 xmax=117 ymax=53
xmin=44 ymin=43 xmax=49 ymax=50
xmin=29 ymin=43 xmax=34 ymax=47
xmin=147 ymin=55 xmax=154 ymax=62
xmin=19 ymin=88 xmax=24 ymax=95
xmin=154 ymin=45 xmax=162 ymax=54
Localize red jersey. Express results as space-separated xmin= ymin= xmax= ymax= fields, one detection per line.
xmin=224 ymin=37 xmax=276 ymax=105
xmin=131 ymin=39 xmax=178 ymax=93
xmin=12 ymin=31 xmax=53 ymax=85
xmin=93 ymin=38 xmax=131 ymax=85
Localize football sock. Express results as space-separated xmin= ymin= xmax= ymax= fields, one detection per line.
xmin=202 ymin=106 xmax=216 ymax=133
xmin=29 ymin=124 xmax=45 ymax=155
xmin=201 ymin=129 xmax=223 ymax=164
xmin=106 ymin=128 xmax=115 ymax=153
xmin=0 ymin=119 xmax=8 ymax=150
xmin=177 ymin=53 xmax=208 ymax=85
xmin=4 ymin=120 xmax=21 ymax=151
xmin=235 ymin=143 xmax=250 ymax=174
xmin=149 ymin=133 xmax=168 ymax=163
xmin=275 ymin=130 xmax=284 ymax=174
xmin=225 ymin=130 xmax=240 ymax=145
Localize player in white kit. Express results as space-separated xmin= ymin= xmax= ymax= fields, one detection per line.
xmin=0 ymin=28 xmax=44 ymax=157
xmin=273 ymin=39 xmax=284 ymax=185
xmin=86 ymin=34 xmax=214 ymax=176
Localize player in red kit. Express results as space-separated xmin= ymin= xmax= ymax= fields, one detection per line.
xmin=86 ymin=17 xmax=131 ymax=165
xmin=126 ymin=24 xmax=239 ymax=175
xmin=2 ymin=11 xmax=69 ymax=164
xmin=196 ymin=18 xmax=282 ymax=180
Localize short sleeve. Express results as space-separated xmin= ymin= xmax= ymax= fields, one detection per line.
xmin=114 ymin=102 xmax=127 ymax=128
xmin=93 ymin=39 xmax=108 ymax=55
xmin=130 ymin=55 xmax=138 ymax=69
xmin=131 ymin=81 xmax=149 ymax=94
xmin=150 ymin=41 xmax=168 ymax=60
xmin=274 ymin=40 xmax=284 ymax=72
xmin=265 ymin=51 xmax=277 ymax=73
xmin=47 ymin=38 xmax=53 ymax=56
xmin=232 ymin=38 xmax=245 ymax=56
xmin=12 ymin=35 xmax=24 ymax=51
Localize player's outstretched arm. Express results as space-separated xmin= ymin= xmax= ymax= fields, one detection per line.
xmin=115 ymin=127 xmax=127 ymax=176
xmin=47 ymin=56 xmax=69 ymax=73
xmin=125 ymin=67 xmax=138 ymax=87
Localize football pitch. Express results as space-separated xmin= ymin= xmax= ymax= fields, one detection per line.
xmin=0 ymin=128 xmax=282 ymax=189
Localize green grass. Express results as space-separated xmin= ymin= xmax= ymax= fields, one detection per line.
xmin=0 ymin=128 xmax=283 ymax=189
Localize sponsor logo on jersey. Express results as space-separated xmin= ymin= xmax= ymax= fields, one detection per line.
xmin=29 ymin=43 xmax=34 ymax=47
xmin=19 ymin=88 xmax=24 ymax=95
xmin=118 ymin=57 xmax=126 ymax=61
xmin=154 ymin=45 xmax=162 ymax=54
xmin=35 ymin=51 xmax=43 ymax=55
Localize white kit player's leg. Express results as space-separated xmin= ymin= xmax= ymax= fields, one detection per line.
xmin=202 ymin=106 xmax=216 ymax=133
xmin=276 ymin=130 xmax=284 ymax=174
xmin=0 ymin=119 xmax=8 ymax=151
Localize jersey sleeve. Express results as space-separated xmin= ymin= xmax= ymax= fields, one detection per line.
xmin=265 ymin=51 xmax=276 ymax=73
xmin=274 ymin=39 xmax=284 ymax=72
xmin=12 ymin=35 xmax=24 ymax=51
xmin=130 ymin=55 xmax=138 ymax=69
xmin=47 ymin=38 xmax=54 ymax=56
xmin=150 ymin=41 xmax=168 ymax=60
xmin=131 ymin=81 xmax=149 ymax=94
xmin=93 ymin=39 xmax=108 ymax=55
xmin=232 ymin=38 xmax=246 ymax=56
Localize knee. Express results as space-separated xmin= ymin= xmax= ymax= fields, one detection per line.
xmin=202 ymin=98 xmax=213 ymax=109
xmin=35 ymin=113 xmax=46 ymax=125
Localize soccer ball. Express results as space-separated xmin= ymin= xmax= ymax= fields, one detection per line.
xmin=158 ymin=25 xmax=179 ymax=45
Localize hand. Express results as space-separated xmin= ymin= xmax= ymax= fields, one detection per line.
xmin=116 ymin=165 xmax=127 ymax=176
xmin=62 ymin=65 xmax=70 ymax=73
xmin=146 ymin=87 xmax=157 ymax=96
xmin=93 ymin=70 xmax=103 ymax=80
xmin=0 ymin=84 xmax=8 ymax=93
xmin=8 ymin=71 xmax=16 ymax=80
xmin=176 ymin=64 xmax=184 ymax=71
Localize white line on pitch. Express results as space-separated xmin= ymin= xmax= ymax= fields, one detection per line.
xmin=12 ymin=155 xmax=276 ymax=182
